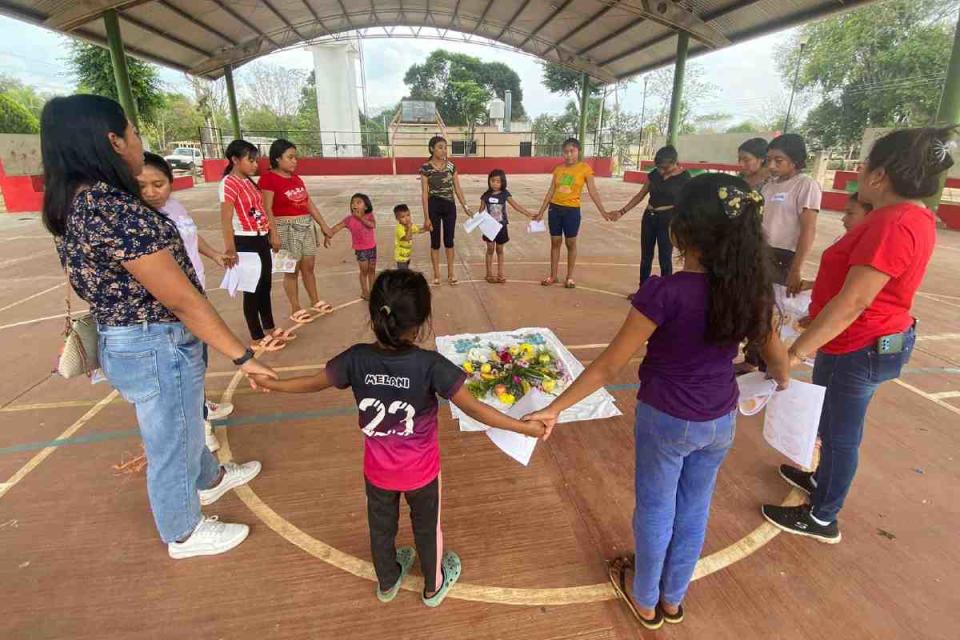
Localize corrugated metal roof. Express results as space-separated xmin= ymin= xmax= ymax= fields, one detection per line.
xmin=0 ymin=1 xmax=875 ymax=82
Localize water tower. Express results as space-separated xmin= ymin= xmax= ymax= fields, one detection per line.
xmin=488 ymin=97 xmax=505 ymax=132
xmin=310 ymin=41 xmax=362 ymax=157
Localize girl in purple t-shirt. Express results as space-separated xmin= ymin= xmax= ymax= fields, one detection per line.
xmin=526 ymin=174 xmax=790 ymax=630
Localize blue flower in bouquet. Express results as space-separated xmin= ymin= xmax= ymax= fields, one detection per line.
xmin=522 ymin=333 xmax=547 ymax=346
xmin=454 ymin=338 xmax=477 ymax=353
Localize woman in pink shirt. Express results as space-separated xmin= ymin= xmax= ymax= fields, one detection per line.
xmin=328 ymin=193 xmax=378 ymax=300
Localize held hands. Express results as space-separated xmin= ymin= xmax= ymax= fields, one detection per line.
xmin=222 ymin=251 xmax=238 ymax=269
xmin=523 ymin=419 xmax=554 ymax=441
xmin=522 ymin=406 xmax=559 ymax=441
xmin=786 ymin=267 xmax=804 ymax=297
xmin=242 ymin=360 xmax=278 ymax=391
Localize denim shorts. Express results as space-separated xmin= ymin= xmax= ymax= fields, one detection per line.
xmin=355 ymin=247 xmax=377 ymax=263
xmin=548 ymin=204 xmax=582 ymax=238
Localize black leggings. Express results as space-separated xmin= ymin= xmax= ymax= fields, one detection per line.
xmin=234 ymin=235 xmax=275 ymax=341
xmin=428 ymin=196 xmax=457 ymax=250
xmin=640 ymin=209 xmax=674 ymax=283
xmin=366 ymin=476 xmax=442 ymax=593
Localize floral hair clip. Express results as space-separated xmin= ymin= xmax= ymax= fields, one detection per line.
xmin=932 ymin=138 xmax=958 ymax=164
xmin=717 ymin=185 xmax=763 ymax=219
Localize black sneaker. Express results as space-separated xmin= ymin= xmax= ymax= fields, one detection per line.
xmin=779 ymin=464 xmax=815 ymax=495
xmin=762 ymin=504 xmax=841 ymax=544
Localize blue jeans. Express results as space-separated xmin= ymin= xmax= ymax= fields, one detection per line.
xmin=98 ymin=322 xmax=221 ymax=543
xmin=811 ymin=326 xmax=915 ymax=522
xmin=633 ymin=403 xmax=735 ymax=608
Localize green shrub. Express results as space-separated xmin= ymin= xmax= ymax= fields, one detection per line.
xmin=0 ymin=93 xmax=39 ymax=134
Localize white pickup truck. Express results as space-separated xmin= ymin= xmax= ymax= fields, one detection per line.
xmin=164 ymin=147 xmax=203 ymax=172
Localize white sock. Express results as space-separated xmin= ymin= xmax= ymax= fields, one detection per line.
xmin=809 ymin=511 xmax=831 ymax=527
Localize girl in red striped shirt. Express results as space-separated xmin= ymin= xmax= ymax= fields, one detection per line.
xmin=219 ymin=140 xmax=290 ymax=351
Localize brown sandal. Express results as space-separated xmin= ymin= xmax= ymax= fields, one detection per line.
xmin=541 ymin=276 xmax=557 ymax=286
xmin=608 ymin=555 xmax=663 ymax=630
xmin=496 ymin=275 xmax=507 ymax=284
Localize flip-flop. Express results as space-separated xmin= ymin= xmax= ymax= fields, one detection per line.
xmin=271 ymin=328 xmax=297 ymax=342
xmin=495 ymin=276 xmax=507 ymax=284
xmin=377 ymin=546 xmax=417 ymax=603
xmin=448 ymin=277 xmax=459 ymax=286
xmin=310 ymin=300 xmax=334 ymax=316
xmin=289 ymin=310 xmax=315 ymax=324
xmin=541 ymin=277 xmax=557 ymax=286
xmin=254 ymin=336 xmax=286 ymax=352
xmin=608 ymin=555 xmax=663 ymax=630
xmin=422 ymin=551 xmax=462 ymax=608
xmin=659 ymin=602 xmax=684 ymax=624
xmin=485 ymin=275 xmax=497 ymax=284
xmin=564 ymin=279 xmax=577 ymax=289
xmin=432 ymin=278 xmax=441 ymax=286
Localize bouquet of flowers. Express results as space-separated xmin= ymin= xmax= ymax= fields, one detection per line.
xmin=461 ymin=341 xmax=569 ymax=406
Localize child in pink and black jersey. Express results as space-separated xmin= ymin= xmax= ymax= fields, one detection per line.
xmin=250 ymin=269 xmax=550 ymax=607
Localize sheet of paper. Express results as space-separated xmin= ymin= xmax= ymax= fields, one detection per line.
xmin=482 ymin=390 xmax=546 ymax=466
xmin=774 ymin=284 xmax=812 ymax=342
xmin=762 ymin=379 xmax=825 ymax=469
xmin=236 ymin=252 xmax=262 ymax=293
xmin=527 ymin=219 xmax=547 ymax=234
xmin=272 ymin=250 xmax=297 ymax=274
xmin=219 ymin=266 xmax=240 ymax=297
xmin=464 ymin=211 xmax=503 ymax=240
xmin=736 ymin=371 xmax=778 ymax=415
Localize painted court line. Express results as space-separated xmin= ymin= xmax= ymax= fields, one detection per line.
xmin=0 ymin=390 xmax=118 ymax=500
xmin=0 ymin=283 xmax=64 ymax=314
xmin=930 ymin=391 xmax=960 ymax=400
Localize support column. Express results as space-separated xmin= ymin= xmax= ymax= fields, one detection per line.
xmin=578 ymin=72 xmax=590 ymax=147
xmin=103 ymin=9 xmax=137 ymax=126
xmin=666 ymin=31 xmax=689 ymax=147
xmin=924 ymin=6 xmax=960 ymax=211
xmin=224 ymin=64 xmax=242 ymax=140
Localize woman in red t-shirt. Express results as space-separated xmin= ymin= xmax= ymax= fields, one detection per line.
xmin=762 ymin=127 xmax=955 ymax=543
xmin=260 ymin=139 xmax=335 ymax=324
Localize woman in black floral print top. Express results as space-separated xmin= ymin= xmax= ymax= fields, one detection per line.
xmin=41 ymin=95 xmax=276 ymax=560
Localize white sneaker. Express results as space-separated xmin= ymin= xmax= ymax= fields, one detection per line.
xmin=198 ymin=460 xmax=262 ymax=506
xmin=168 ymin=516 xmax=249 ymax=559
xmin=206 ymin=401 xmax=234 ymax=421
xmin=204 ymin=421 xmax=220 ymax=452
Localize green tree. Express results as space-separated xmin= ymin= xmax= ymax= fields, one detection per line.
xmin=0 ymin=93 xmax=39 ymax=133
xmin=66 ymin=42 xmax=164 ymax=121
xmin=141 ymin=93 xmax=206 ymax=151
xmin=404 ymin=50 xmax=526 ymax=125
xmin=448 ymin=80 xmax=490 ymax=154
xmin=0 ymin=75 xmax=49 ymax=119
xmin=540 ymin=62 xmax=602 ymax=105
xmin=645 ymin=64 xmax=716 ymax=136
xmin=780 ymin=0 xmax=956 ymax=148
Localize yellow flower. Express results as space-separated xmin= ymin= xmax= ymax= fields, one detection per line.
xmin=481 ymin=372 xmax=496 ymax=381
xmin=498 ymin=393 xmax=516 ymax=405
xmin=480 ymin=363 xmax=492 ymax=374
xmin=519 ymin=343 xmax=535 ymax=359
xmin=521 ymin=379 xmax=531 ymax=395
xmin=508 ymin=345 xmax=520 ymax=356
xmin=538 ymin=354 xmax=551 ymax=364
xmin=542 ymin=379 xmax=557 ymax=393
xmin=718 ymin=187 xmax=728 ymax=200
xmin=463 ymin=361 xmax=474 ymax=373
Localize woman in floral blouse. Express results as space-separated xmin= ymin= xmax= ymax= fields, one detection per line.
xmin=41 ymin=95 xmax=276 ymax=560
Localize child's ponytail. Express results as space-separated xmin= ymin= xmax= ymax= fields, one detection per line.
xmin=369 ymin=269 xmax=432 ymax=349
xmin=673 ymin=173 xmax=774 ymax=346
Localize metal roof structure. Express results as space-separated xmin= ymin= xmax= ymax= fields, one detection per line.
xmin=0 ymin=1 xmax=873 ymax=83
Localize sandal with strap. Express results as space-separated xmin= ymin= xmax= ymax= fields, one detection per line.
xmin=564 ymin=279 xmax=577 ymax=289
xmin=658 ymin=602 xmax=684 ymax=624
xmin=377 ymin=546 xmax=417 ymax=603
xmin=311 ymin=300 xmax=334 ymax=316
xmin=495 ymin=275 xmax=507 ymax=284
xmin=607 ymin=555 xmax=663 ymax=630
xmin=254 ymin=336 xmax=286 ymax=352
xmin=485 ymin=275 xmax=497 ymax=284
xmin=422 ymin=551 xmax=462 ymax=608
xmin=271 ymin=328 xmax=297 ymax=342
xmin=448 ymin=277 xmax=459 ymax=286
xmin=541 ymin=276 xmax=557 ymax=287
xmin=289 ymin=310 xmax=315 ymax=324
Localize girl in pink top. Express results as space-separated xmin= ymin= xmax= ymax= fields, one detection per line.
xmin=328 ymin=193 xmax=378 ymax=300
xmin=250 ymin=269 xmax=549 ymax=607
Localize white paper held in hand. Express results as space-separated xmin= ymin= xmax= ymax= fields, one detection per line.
xmin=483 ymin=389 xmax=549 ymax=466
xmin=463 ymin=211 xmax=503 ymax=239
xmin=527 ymin=219 xmax=547 ymax=234
xmin=218 ymin=252 xmax=261 ymax=297
xmin=737 ymin=372 xmax=825 ymax=468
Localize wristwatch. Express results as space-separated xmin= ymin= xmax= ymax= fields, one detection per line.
xmin=232 ymin=348 xmax=255 ymax=366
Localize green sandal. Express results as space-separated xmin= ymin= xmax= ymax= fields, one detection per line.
xmin=422 ymin=551 xmax=462 ymax=608
xmin=377 ymin=546 xmax=416 ymax=603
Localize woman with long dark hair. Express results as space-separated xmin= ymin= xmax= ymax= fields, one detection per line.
xmin=419 ymin=136 xmax=472 ymax=286
xmin=762 ymin=127 xmax=952 ymax=543
xmin=42 ymin=95 xmax=276 ymax=559
xmin=259 ymin=139 xmax=335 ymax=324
xmin=525 ymin=173 xmax=789 ymax=629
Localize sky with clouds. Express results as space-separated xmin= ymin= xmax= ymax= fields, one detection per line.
xmin=0 ymin=14 xmax=797 ymax=127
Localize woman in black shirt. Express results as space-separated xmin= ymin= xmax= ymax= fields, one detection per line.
xmin=616 ymin=145 xmax=691 ymax=290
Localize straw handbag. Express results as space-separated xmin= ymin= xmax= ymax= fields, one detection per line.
xmin=56 ymin=271 xmax=99 ymax=379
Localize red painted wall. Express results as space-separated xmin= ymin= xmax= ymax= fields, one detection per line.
xmin=0 ymin=160 xmax=43 ymax=213
xmin=834 ymin=169 xmax=960 ymax=190
xmin=172 ymin=175 xmax=194 ymax=191
xmin=202 ymin=156 xmax=613 ymax=182
xmin=936 ymin=202 xmax=960 ymax=230
xmin=641 ymin=160 xmax=741 ymax=172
